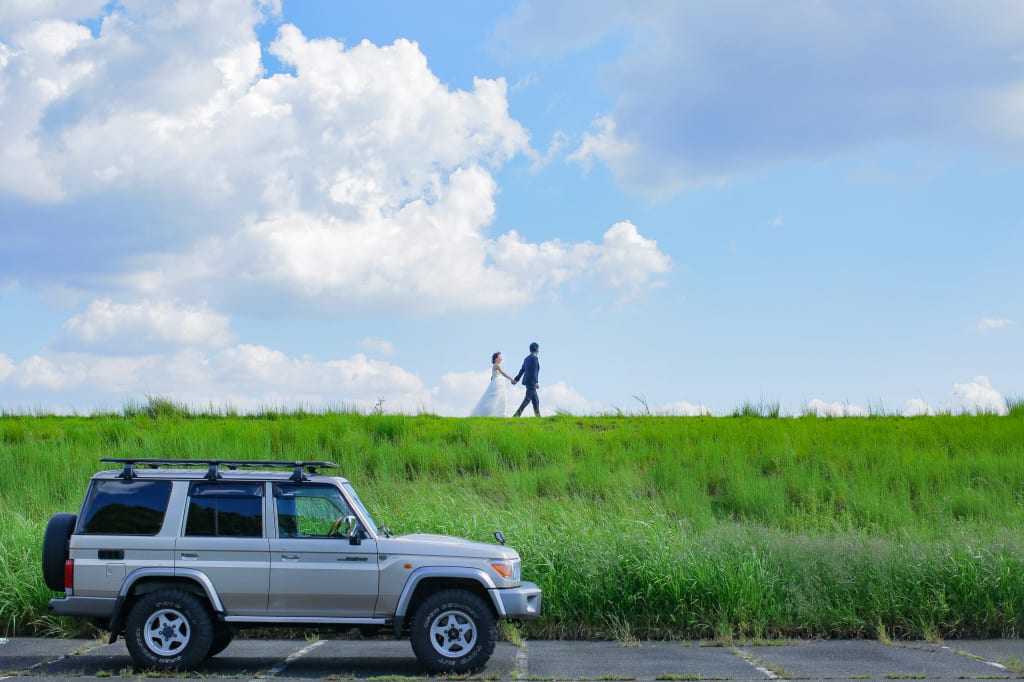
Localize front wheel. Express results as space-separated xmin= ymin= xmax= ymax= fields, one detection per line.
xmin=409 ymin=589 xmax=497 ymax=674
xmin=124 ymin=590 xmax=213 ymax=671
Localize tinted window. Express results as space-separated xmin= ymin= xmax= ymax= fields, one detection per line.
xmin=185 ymin=483 xmax=263 ymax=538
xmin=79 ymin=480 xmax=172 ymax=535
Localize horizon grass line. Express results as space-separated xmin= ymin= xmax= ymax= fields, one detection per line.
xmin=2 ymin=393 xmax=1021 ymax=419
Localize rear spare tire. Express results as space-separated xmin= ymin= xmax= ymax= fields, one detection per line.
xmin=42 ymin=513 xmax=77 ymax=591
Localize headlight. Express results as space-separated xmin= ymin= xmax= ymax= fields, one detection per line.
xmin=490 ymin=559 xmax=520 ymax=581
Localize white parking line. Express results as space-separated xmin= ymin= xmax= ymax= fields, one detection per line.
xmin=941 ymin=645 xmax=1008 ymax=671
xmin=254 ymin=639 xmax=325 ymax=678
xmin=18 ymin=639 xmax=108 ymax=674
xmin=514 ymin=640 xmax=530 ymax=678
xmin=732 ymin=647 xmax=780 ymax=679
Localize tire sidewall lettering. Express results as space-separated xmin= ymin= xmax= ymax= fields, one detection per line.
xmin=410 ymin=590 xmax=496 ymax=673
xmin=124 ymin=590 xmax=212 ymax=671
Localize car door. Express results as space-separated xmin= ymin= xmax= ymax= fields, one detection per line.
xmin=174 ymin=481 xmax=271 ymax=615
xmin=268 ymin=483 xmax=379 ymax=617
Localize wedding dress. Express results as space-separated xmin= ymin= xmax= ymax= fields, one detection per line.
xmin=469 ymin=367 xmax=507 ymax=417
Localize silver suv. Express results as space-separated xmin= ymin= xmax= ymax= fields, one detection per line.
xmin=42 ymin=458 xmax=541 ymax=673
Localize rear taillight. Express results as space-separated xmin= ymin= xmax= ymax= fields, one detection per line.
xmin=64 ymin=559 xmax=74 ymax=591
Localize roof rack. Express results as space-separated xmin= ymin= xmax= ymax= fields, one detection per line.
xmin=100 ymin=458 xmax=339 ymax=483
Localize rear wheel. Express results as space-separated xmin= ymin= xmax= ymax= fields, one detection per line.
xmin=124 ymin=590 xmax=213 ymax=670
xmin=41 ymin=513 xmax=77 ymax=591
xmin=409 ymin=589 xmax=497 ymax=674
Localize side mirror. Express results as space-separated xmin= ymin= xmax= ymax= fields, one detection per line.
xmin=494 ymin=530 xmax=506 ymax=546
xmin=344 ymin=516 xmax=361 ymax=544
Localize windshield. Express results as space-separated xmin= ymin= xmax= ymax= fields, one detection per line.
xmin=342 ymin=481 xmax=379 ymax=537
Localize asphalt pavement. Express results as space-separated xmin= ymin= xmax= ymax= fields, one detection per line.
xmin=1 ymin=635 xmax=1022 ymax=681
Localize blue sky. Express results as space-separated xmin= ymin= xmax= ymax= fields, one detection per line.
xmin=0 ymin=0 xmax=1020 ymax=416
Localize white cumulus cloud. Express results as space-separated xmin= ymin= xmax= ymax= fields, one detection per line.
xmin=360 ymin=337 xmax=396 ymax=357
xmin=951 ymin=375 xmax=1008 ymax=415
xmin=59 ymin=299 xmax=236 ymax=352
xmin=0 ymin=344 xmax=435 ymax=415
xmin=803 ymin=399 xmax=869 ymax=418
xmin=903 ymin=399 xmax=934 ymax=417
xmin=537 ymin=381 xmax=602 ymax=416
xmin=491 ymin=220 xmax=671 ymax=303
xmin=9 ymin=355 xmax=82 ymax=391
xmin=661 ymin=401 xmax=712 ymax=417
xmin=0 ymin=354 xmax=14 ymax=382
xmin=0 ymin=2 xmax=670 ymax=315
xmin=438 ymin=369 xmax=494 ymax=416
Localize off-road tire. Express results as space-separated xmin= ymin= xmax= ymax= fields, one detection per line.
xmin=409 ymin=589 xmax=497 ymax=674
xmin=124 ymin=589 xmax=214 ymax=671
xmin=41 ymin=513 xmax=77 ymax=591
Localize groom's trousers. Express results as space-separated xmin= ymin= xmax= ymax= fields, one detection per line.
xmin=514 ymin=386 xmax=540 ymax=417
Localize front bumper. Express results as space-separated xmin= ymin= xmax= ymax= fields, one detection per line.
xmin=494 ymin=581 xmax=542 ymax=620
xmin=49 ymin=596 xmax=116 ymax=618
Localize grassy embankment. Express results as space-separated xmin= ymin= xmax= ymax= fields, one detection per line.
xmin=1 ymin=404 xmax=1023 ymax=641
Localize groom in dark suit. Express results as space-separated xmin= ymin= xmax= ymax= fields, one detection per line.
xmin=511 ymin=342 xmax=541 ymax=417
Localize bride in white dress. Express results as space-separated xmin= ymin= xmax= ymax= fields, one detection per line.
xmin=469 ymin=352 xmax=514 ymax=417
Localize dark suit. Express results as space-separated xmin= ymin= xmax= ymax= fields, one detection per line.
xmin=513 ymin=353 xmax=540 ymax=416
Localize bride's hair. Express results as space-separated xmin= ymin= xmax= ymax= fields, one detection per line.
xmin=492 ymin=352 xmax=501 ymax=363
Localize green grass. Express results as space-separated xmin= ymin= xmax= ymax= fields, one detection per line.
xmin=2 ymin=407 xmax=1023 ymax=640
xmin=1008 ymin=395 xmax=1024 ymax=418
